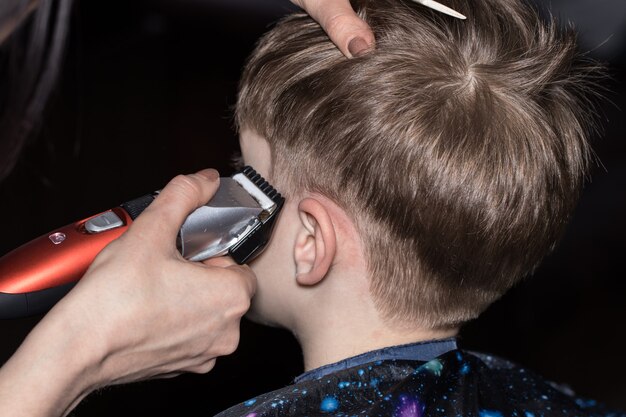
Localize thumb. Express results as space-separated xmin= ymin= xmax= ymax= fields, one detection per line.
xmin=293 ymin=0 xmax=375 ymax=58
xmin=129 ymin=169 xmax=220 ymax=251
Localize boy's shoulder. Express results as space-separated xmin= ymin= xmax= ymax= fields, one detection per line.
xmin=217 ymin=349 xmax=623 ymax=417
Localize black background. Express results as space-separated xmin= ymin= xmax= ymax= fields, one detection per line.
xmin=0 ymin=0 xmax=625 ymax=415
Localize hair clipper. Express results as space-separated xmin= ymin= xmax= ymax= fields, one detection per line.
xmin=0 ymin=166 xmax=283 ymax=319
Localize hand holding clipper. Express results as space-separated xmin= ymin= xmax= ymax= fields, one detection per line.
xmin=0 ymin=170 xmax=259 ymax=417
xmin=0 ymin=166 xmax=283 ymax=319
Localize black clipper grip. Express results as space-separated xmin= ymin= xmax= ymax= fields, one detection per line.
xmin=120 ymin=194 xmax=156 ymax=220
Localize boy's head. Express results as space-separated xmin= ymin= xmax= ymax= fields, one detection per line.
xmin=236 ymin=0 xmax=601 ymax=330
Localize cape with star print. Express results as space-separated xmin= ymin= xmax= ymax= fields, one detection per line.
xmin=216 ymin=350 xmax=624 ymax=417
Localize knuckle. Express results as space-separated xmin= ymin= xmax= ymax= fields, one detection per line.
xmin=162 ymin=174 xmax=212 ymax=210
xmin=325 ymin=12 xmax=349 ymax=34
xmin=169 ymin=174 xmax=203 ymax=198
xmin=191 ymin=359 xmax=216 ymax=374
xmin=223 ymin=299 xmax=248 ymax=324
xmin=233 ymin=296 xmax=251 ymax=318
xmin=230 ymin=266 xmax=257 ymax=294
xmin=227 ymin=279 xmax=253 ymax=316
xmin=324 ymin=12 xmax=370 ymax=43
xmin=221 ymin=330 xmax=241 ymax=356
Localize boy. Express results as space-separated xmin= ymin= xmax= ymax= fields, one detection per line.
xmin=219 ymin=0 xmax=617 ymax=415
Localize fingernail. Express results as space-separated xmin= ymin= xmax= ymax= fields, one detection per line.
xmin=348 ymin=37 xmax=371 ymax=57
xmin=199 ymin=169 xmax=219 ymax=181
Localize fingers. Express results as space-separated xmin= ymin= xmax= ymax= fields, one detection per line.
xmin=293 ymin=0 xmax=375 ymax=58
xmin=203 ymin=257 xmax=258 ymax=298
xmin=203 ymin=256 xmax=237 ymax=268
xmin=130 ymin=169 xmax=220 ymax=249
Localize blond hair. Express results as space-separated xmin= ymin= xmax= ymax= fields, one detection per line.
xmin=236 ymin=0 xmax=603 ymax=328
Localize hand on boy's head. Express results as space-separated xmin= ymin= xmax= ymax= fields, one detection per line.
xmin=290 ymin=0 xmax=375 ymax=57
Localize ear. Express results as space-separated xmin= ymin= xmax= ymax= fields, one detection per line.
xmin=294 ymin=198 xmax=337 ymax=286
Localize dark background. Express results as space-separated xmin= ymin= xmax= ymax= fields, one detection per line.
xmin=0 ymin=0 xmax=625 ymax=415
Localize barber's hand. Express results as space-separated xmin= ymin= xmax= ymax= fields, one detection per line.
xmin=67 ymin=168 xmax=256 ymax=379
xmin=291 ymin=0 xmax=375 ymax=57
xmin=0 ymin=169 xmax=256 ymax=417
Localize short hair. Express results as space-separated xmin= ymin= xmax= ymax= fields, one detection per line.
xmin=236 ymin=0 xmax=603 ymax=328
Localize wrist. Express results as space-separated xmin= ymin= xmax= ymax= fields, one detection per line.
xmin=0 ymin=302 xmax=106 ymax=417
xmin=42 ymin=299 xmax=111 ymax=412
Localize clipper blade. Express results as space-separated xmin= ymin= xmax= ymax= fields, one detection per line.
xmin=178 ymin=166 xmax=284 ymax=264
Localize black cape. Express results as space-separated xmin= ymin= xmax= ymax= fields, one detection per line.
xmin=216 ymin=349 xmax=624 ymax=417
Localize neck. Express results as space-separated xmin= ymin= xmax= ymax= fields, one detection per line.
xmin=292 ymin=293 xmax=458 ymax=371
xmin=281 ymin=196 xmax=458 ymax=371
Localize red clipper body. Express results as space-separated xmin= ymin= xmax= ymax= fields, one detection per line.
xmin=0 ymin=208 xmax=133 ymax=318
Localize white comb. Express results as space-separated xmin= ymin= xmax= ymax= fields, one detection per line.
xmin=411 ymin=0 xmax=467 ymax=20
